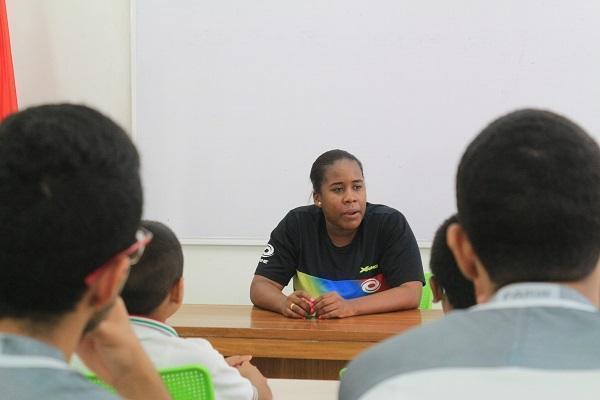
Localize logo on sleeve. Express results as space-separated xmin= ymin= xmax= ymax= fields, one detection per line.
xmin=262 ymin=244 xmax=275 ymax=258
xmin=259 ymin=244 xmax=275 ymax=264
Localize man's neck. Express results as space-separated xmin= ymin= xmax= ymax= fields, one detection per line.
xmin=473 ymin=259 xmax=600 ymax=308
xmin=142 ymin=294 xmax=181 ymax=324
xmin=561 ymin=274 xmax=600 ymax=308
xmin=144 ymin=309 xmax=170 ymax=324
xmin=481 ymin=273 xmax=600 ymax=309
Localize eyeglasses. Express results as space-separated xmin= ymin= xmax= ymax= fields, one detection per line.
xmin=84 ymin=227 xmax=153 ymax=286
xmin=124 ymin=227 xmax=154 ymax=265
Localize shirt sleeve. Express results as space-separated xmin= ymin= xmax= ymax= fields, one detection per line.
xmin=379 ymin=211 xmax=424 ymax=287
xmin=253 ymin=211 xmax=299 ymax=286
xmin=185 ymin=338 xmax=257 ymax=400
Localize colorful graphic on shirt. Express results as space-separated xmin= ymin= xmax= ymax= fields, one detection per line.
xmin=293 ymin=270 xmax=390 ymax=299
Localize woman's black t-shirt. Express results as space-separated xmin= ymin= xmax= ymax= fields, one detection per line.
xmin=254 ymin=203 xmax=424 ymax=299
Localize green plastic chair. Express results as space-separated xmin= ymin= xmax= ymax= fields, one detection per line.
xmin=419 ymin=272 xmax=433 ymax=310
xmin=86 ymin=364 xmax=215 ymax=400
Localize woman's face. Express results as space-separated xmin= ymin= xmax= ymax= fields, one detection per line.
xmin=314 ymin=159 xmax=367 ymax=235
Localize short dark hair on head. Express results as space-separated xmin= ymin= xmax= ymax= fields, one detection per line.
xmin=0 ymin=104 xmax=142 ymax=321
xmin=430 ymin=215 xmax=476 ymax=309
xmin=121 ymin=220 xmax=184 ymax=315
xmin=456 ymin=109 xmax=600 ymax=286
xmin=310 ymin=149 xmax=364 ymax=194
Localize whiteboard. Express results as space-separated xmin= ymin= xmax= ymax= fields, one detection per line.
xmin=133 ymin=0 xmax=600 ymax=244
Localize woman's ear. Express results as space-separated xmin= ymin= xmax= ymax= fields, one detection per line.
xmin=313 ymin=192 xmax=322 ymax=207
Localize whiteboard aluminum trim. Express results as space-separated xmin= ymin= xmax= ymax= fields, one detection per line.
xmin=130 ymin=0 xmax=137 ymax=139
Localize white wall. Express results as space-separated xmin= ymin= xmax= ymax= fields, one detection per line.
xmin=5 ymin=0 xmax=432 ymax=305
xmin=6 ymin=0 xmax=131 ymax=130
xmin=181 ymin=244 xmax=431 ymax=305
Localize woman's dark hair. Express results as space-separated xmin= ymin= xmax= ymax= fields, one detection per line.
xmin=309 ymin=149 xmax=364 ymax=194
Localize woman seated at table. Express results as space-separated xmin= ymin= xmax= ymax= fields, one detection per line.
xmin=250 ymin=149 xmax=424 ymax=319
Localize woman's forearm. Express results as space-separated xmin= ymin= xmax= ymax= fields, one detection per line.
xmin=250 ymin=275 xmax=287 ymax=314
xmin=349 ymin=281 xmax=422 ymax=316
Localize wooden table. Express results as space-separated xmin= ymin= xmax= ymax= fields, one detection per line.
xmin=168 ymin=305 xmax=443 ymax=380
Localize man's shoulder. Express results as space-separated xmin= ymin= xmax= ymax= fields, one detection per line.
xmin=0 ymin=367 xmax=119 ymax=400
xmin=340 ymin=307 xmax=600 ymax=400
xmin=136 ymin=329 xmax=224 ymax=369
xmin=0 ymin=334 xmax=117 ymax=399
xmin=343 ymin=310 xmax=481 ymax=379
xmin=346 ymin=306 xmax=600 ymax=373
xmin=134 ymin=324 xmax=211 ymax=352
xmin=58 ymin=375 xmax=121 ymax=400
xmin=136 ymin=335 xmax=256 ymax=398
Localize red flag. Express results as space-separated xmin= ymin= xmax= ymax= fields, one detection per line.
xmin=0 ymin=0 xmax=17 ymax=121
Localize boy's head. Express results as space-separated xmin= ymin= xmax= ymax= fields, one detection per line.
xmin=430 ymin=215 xmax=476 ymax=312
xmin=450 ymin=109 xmax=600 ymax=294
xmin=121 ymin=220 xmax=184 ymax=318
xmin=0 ymin=104 xmax=142 ymax=324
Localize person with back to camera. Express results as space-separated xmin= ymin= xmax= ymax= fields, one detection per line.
xmin=250 ymin=149 xmax=424 ymax=319
xmin=429 ymin=214 xmax=476 ymax=312
xmin=0 ymin=104 xmax=169 ymax=399
xmin=339 ymin=109 xmax=600 ymax=400
xmin=119 ymin=220 xmax=272 ymax=400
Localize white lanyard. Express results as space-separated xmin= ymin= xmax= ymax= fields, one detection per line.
xmin=0 ymin=353 xmax=70 ymax=370
xmin=473 ymin=283 xmax=598 ymax=312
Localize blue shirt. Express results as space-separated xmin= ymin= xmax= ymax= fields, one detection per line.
xmin=0 ymin=333 xmax=118 ymax=400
